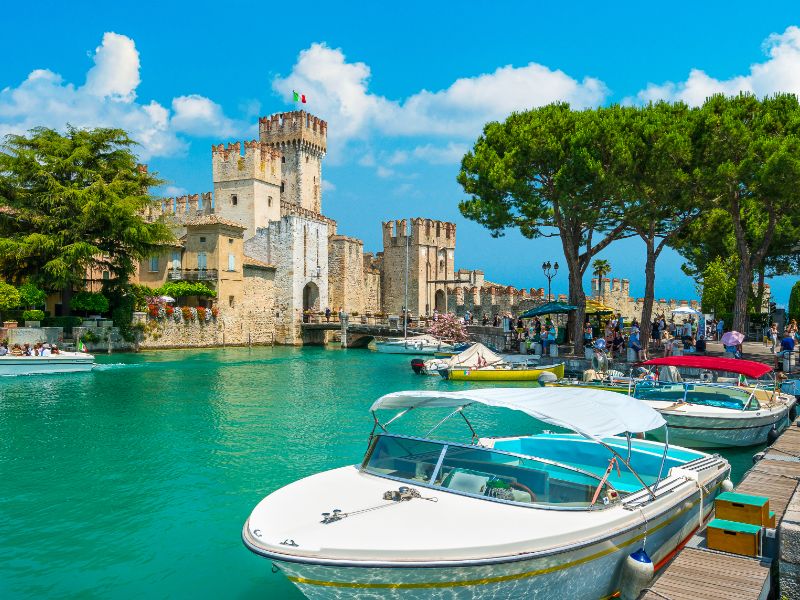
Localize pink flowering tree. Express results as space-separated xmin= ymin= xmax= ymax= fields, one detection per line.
xmin=427 ymin=313 xmax=470 ymax=342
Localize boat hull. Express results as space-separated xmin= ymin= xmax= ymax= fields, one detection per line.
xmin=375 ymin=343 xmax=452 ymax=355
xmin=648 ymin=407 xmax=790 ymax=448
xmin=445 ymin=363 xmax=565 ymax=381
xmin=0 ymin=354 xmax=95 ymax=376
xmin=249 ymin=483 xmax=718 ymax=600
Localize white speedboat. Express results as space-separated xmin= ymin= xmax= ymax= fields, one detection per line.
xmin=639 ymin=356 xmax=796 ymax=447
xmin=375 ymin=334 xmax=453 ymax=355
xmin=0 ymin=352 xmax=95 ymax=376
xmin=412 ymin=342 xmax=500 ymax=375
xmin=243 ymin=387 xmax=731 ymax=599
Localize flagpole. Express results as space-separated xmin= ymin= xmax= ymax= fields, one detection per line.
xmin=403 ymin=219 xmax=409 ymax=342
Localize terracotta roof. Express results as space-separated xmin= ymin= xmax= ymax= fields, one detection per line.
xmin=243 ymin=256 xmax=276 ymax=270
xmin=186 ymin=214 xmax=246 ymax=229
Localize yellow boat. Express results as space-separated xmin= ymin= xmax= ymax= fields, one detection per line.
xmin=443 ymin=362 xmax=565 ymax=381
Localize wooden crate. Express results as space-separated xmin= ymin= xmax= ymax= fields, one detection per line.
xmin=768 ymin=510 xmax=776 ymax=528
xmin=715 ymin=491 xmax=770 ymax=527
xmin=707 ymin=518 xmax=761 ymax=557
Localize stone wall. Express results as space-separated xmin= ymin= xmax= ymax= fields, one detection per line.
xmin=237 ymin=265 xmax=277 ymax=344
xmin=363 ymin=253 xmax=382 ymax=314
xmin=328 ymin=235 xmax=365 ymax=314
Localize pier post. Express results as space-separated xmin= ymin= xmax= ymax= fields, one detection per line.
xmin=340 ymin=314 xmax=349 ymax=348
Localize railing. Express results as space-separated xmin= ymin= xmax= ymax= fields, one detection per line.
xmin=168 ymin=269 xmax=218 ymax=281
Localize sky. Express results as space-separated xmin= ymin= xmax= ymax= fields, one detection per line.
xmin=2 ymin=1 xmax=799 ymax=306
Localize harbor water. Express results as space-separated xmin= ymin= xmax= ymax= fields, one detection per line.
xmin=0 ymin=347 xmax=761 ymax=598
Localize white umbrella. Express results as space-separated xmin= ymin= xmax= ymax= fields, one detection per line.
xmin=159 ymin=295 xmax=176 ymax=303
xmin=670 ymin=306 xmax=700 ymax=315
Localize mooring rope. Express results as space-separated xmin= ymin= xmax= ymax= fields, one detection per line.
xmin=638 ymin=588 xmax=673 ymax=600
xmin=320 ymin=487 xmax=437 ymax=524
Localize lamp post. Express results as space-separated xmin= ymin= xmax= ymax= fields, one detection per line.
xmin=542 ymin=261 xmax=559 ymax=301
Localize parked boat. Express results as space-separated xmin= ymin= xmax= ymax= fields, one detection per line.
xmin=0 ymin=352 xmax=95 ymax=376
xmin=442 ymin=361 xmax=565 ymax=381
xmin=375 ymin=334 xmax=453 ymax=355
xmin=412 ymin=342 xmax=500 ymax=375
xmin=243 ymin=387 xmax=731 ymax=599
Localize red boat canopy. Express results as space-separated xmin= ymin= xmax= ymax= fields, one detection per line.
xmin=641 ymin=356 xmax=772 ymax=379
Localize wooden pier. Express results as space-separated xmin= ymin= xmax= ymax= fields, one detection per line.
xmin=639 ymin=419 xmax=800 ymax=600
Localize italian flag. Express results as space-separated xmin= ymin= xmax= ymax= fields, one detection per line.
xmin=293 ymin=91 xmax=307 ymax=104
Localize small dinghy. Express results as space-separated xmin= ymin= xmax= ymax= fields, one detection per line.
xmin=243 ymin=387 xmax=730 ymax=599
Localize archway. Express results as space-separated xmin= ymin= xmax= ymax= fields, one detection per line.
xmin=303 ymin=281 xmax=320 ymax=313
xmin=434 ymin=289 xmax=446 ymax=313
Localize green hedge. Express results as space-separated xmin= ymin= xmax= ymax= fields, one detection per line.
xmin=22 ymin=309 xmax=45 ymax=322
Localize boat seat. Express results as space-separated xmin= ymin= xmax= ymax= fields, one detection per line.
xmin=442 ymin=469 xmax=492 ymax=494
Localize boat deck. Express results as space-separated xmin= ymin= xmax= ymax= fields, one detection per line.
xmin=639 ymin=547 xmax=770 ymax=600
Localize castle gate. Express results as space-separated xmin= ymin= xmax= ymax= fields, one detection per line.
xmin=435 ymin=289 xmax=446 ymax=313
xmin=303 ymin=281 xmax=320 ymax=313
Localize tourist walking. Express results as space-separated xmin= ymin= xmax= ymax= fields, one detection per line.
xmin=325 ymin=307 xmax=331 ymax=322
xmin=716 ymin=318 xmax=724 ymax=341
xmin=629 ymin=325 xmax=642 ymax=360
xmin=583 ymin=319 xmax=593 ymax=345
xmin=770 ymin=322 xmax=779 ymax=353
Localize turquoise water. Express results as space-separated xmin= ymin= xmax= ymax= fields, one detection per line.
xmin=0 ymin=347 xmax=759 ymax=598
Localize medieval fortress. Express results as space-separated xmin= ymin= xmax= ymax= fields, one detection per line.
xmin=138 ymin=110 xmax=700 ymax=345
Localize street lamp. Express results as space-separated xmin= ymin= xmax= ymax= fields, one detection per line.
xmin=542 ymin=261 xmax=559 ymax=301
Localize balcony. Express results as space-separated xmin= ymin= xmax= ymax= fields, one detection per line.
xmin=168 ymin=269 xmax=218 ymax=281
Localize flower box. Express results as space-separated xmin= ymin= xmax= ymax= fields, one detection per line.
xmin=3 ymin=321 xmax=18 ymax=328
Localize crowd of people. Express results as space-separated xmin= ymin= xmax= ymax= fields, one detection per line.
xmin=0 ymin=342 xmax=61 ymax=357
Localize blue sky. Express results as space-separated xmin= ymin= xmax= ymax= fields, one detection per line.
xmin=2 ymin=1 xmax=799 ymax=306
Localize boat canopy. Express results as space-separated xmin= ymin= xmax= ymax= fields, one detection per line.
xmin=641 ymin=356 xmax=772 ymax=379
xmin=445 ymin=342 xmax=503 ymax=368
xmin=371 ymin=387 xmax=666 ymax=441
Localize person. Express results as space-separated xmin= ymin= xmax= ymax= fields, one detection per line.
xmin=780 ymin=331 xmax=795 ymax=355
xmin=695 ymin=335 xmax=707 ymax=354
xmin=611 ymin=329 xmax=625 ymax=358
xmin=617 ymin=313 xmax=625 ymax=332
xmin=51 ymin=344 xmax=60 ymax=355
xmin=22 ymin=343 xmax=32 ymax=356
xmin=465 ymin=310 xmax=472 ymax=324
xmin=492 ymin=314 xmax=500 ymax=328
xmin=40 ymin=343 xmax=51 ymax=357
xmin=604 ymin=319 xmax=614 ymax=341
xmin=651 ymin=320 xmax=660 ymax=349
xmin=10 ymin=344 xmax=23 ymax=356
xmin=533 ymin=317 xmax=542 ymax=339
xmin=716 ymin=318 xmax=724 ymax=341
xmin=324 ymin=307 xmax=331 ymax=322
xmin=629 ymin=325 xmax=641 ymax=360
xmin=788 ymin=319 xmax=798 ymax=337
xmin=0 ymin=342 xmax=7 ymax=356
xmin=542 ymin=318 xmax=556 ymax=353
xmin=482 ymin=314 xmax=489 ymax=326
xmin=663 ymin=334 xmax=674 ymax=357
xmin=770 ymin=323 xmax=779 ymax=353
xmin=433 ymin=308 xmax=439 ymax=322
xmin=583 ymin=319 xmax=593 ymax=345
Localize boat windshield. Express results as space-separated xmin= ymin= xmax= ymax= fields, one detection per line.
xmin=361 ymin=434 xmax=619 ymax=510
xmin=634 ymin=381 xmax=758 ymax=411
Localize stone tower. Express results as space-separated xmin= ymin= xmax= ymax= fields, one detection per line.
xmin=259 ymin=111 xmax=327 ymax=214
xmin=381 ymin=218 xmax=456 ymax=317
xmin=212 ymin=141 xmax=282 ymax=240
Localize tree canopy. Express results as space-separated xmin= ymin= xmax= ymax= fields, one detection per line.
xmin=0 ymin=126 xmax=174 ymax=298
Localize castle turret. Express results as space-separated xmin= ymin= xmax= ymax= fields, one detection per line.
xmin=212 ymin=141 xmax=282 ymax=239
xmin=259 ymin=111 xmax=326 ymax=214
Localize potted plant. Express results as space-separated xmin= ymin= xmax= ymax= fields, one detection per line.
xmin=22 ymin=309 xmax=45 ymax=327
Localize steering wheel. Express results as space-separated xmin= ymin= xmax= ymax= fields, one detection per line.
xmin=509 ymin=481 xmax=536 ymax=502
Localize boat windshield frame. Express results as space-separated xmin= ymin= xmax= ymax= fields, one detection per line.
xmin=359 ymin=432 xmax=624 ymax=512
xmin=633 ymin=380 xmax=761 ymax=412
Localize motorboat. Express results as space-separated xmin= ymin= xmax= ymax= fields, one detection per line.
xmin=633 ymin=356 xmax=796 ymax=448
xmin=375 ymin=335 xmax=453 ymax=355
xmin=412 ymin=342 xmax=500 ymax=375
xmin=243 ymin=387 xmax=731 ymax=599
xmin=0 ymin=351 xmax=95 ymax=376
xmin=441 ymin=361 xmax=565 ymax=381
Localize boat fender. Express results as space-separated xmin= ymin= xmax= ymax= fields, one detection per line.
xmin=790 ymin=403 xmax=798 ymax=421
xmin=721 ymin=479 xmax=734 ymax=492
xmin=768 ymin=426 xmax=780 ymax=443
xmin=753 ymin=451 xmax=766 ymax=464
xmin=538 ymin=371 xmax=558 ymax=384
xmin=619 ymin=548 xmax=654 ymax=600
xmin=699 ymin=370 xmax=713 ymax=382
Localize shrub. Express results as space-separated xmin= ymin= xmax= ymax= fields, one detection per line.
xmin=80 ymin=330 xmax=100 ymax=344
xmin=70 ymin=291 xmax=109 ymax=314
xmin=181 ymin=306 xmax=193 ymax=321
xmin=789 ymin=281 xmax=800 ymax=323
xmin=148 ymin=304 xmax=159 ymax=318
xmin=157 ymin=281 xmax=216 ymax=299
xmin=196 ymin=306 xmax=207 ymax=322
xmin=211 ymin=307 xmax=219 ymax=319
xmin=0 ymin=282 xmax=21 ymax=312
xmin=22 ymin=309 xmax=45 ymax=322
xmin=18 ymin=283 xmax=46 ymax=308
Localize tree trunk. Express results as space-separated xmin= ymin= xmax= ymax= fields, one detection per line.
xmin=567 ymin=263 xmax=586 ymax=355
xmin=732 ymin=258 xmax=752 ymax=334
xmin=639 ymin=239 xmax=657 ymax=354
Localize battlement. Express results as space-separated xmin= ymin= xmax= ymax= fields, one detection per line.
xmin=382 ymin=218 xmax=456 ymax=247
xmin=280 ymin=200 xmax=336 ymax=229
xmin=145 ymin=192 xmax=214 ymax=222
xmin=212 ymin=140 xmax=281 ymax=184
xmin=259 ymin=111 xmax=327 ymax=153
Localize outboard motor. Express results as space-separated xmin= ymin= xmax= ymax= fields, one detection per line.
xmin=410 ymin=358 xmax=425 ymax=375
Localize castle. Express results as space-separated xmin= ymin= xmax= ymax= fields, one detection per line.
xmin=134 ymin=110 xmax=702 ymax=345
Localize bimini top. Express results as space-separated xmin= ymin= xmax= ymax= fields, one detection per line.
xmin=371 ymin=387 xmax=665 ymax=441
xmin=641 ymin=356 xmax=772 ymax=379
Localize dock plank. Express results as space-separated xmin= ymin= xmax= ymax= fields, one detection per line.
xmin=639 ymin=547 xmax=770 ymax=600
xmin=737 ymin=458 xmax=800 ymax=522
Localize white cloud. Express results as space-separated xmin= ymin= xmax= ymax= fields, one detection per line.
xmin=321 ymin=179 xmax=336 ymax=192
xmin=171 ymin=94 xmax=237 ymax=137
xmin=83 ymin=32 xmax=141 ymax=101
xmin=272 ymin=43 xmax=609 ymax=155
xmin=630 ymin=25 xmax=800 ymax=105
xmin=0 ymin=32 xmax=241 ymax=160
xmin=376 ymin=166 xmax=395 ymax=178
xmin=411 ymin=142 xmax=468 ymax=165
xmin=162 ymin=185 xmax=188 ymax=196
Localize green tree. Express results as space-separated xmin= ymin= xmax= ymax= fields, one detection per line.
xmin=459 ymin=104 xmax=630 ymax=352
xmin=18 ymin=282 xmax=46 ymax=309
xmin=70 ymin=291 xmax=109 ymax=314
xmin=692 ymin=93 xmax=800 ymax=332
xmin=789 ymin=281 xmax=800 ymax=323
xmin=591 ymin=259 xmax=611 ymax=296
xmin=623 ymin=102 xmax=699 ymax=349
xmin=157 ymin=281 xmax=217 ymax=299
xmin=0 ymin=126 xmax=174 ymax=311
xmin=0 ymin=281 xmax=20 ymax=316
xmin=700 ymin=257 xmax=737 ymax=316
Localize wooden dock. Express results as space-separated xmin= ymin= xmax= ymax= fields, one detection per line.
xmin=639 ymin=419 xmax=800 ymax=600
